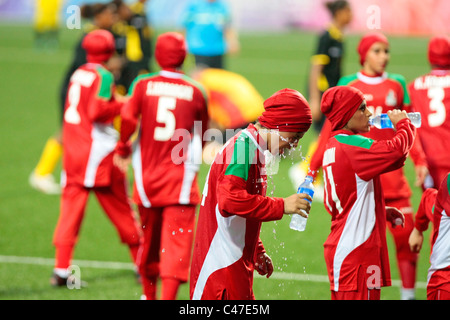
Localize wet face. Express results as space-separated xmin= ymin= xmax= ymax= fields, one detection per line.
xmin=267 ymin=130 xmax=304 ymax=155
xmin=345 ymin=101 xmax=372 ymax=133
xmin=364 ymin=42 xmax=390 ymax=75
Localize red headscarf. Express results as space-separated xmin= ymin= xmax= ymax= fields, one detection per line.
xmin=155 ymin=32 xmax=187 ymax=70
xmin=357 ymin=32 xmax=389 ymax=66
xmin=321 ymin=86 xmax=365 ymax=131
xmin=258 ymin=88 xmax=312 ymax=133
xmin=82 ymin=29 xmax=115 ymax=64
xmin=428 ymin=35 xmax=450 ymax=68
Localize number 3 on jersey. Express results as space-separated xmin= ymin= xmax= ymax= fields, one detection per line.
xmin=154 ymin=96 xmax=177 ymax=141
xmin=427 ymin=87 xmax=446 ymax=127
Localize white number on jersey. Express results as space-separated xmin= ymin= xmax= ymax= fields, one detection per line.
xmin=64 ymin=83 xmax=81 ymax=124
xmin=323 ymin=165 xmax=343 ymax=214
xmin=154 ymin=96 xmax=177 ymax=141
xmin=427 ymin=87 xmax=446 ymax=127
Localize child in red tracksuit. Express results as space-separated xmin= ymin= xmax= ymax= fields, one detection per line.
xmin=408 ymin=35 xmax=450 ymax=189
xmin=115 ymin=32 xmax=209 ymax=300
xmin=308 ymin=32 xmax=428 ymax=299
xmin=51 ymin=30 xmax=142 ymax=286
xmin=320 ymin=86 xmax=415 ymax=300
xmin=190 ymin=88 xmax=314 ymax=300
xmin=409 ymin=172 xmax=450 ymax=300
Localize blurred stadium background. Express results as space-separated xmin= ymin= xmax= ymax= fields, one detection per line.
xmin=0 ymin=0 xmax=448 ymax=300
xmin=2 ymin=0 xmax=450 ymax=34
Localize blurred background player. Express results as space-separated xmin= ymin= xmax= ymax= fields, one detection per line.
xmin=29 ymin=0 xmax=153 ymax=194
xmin=302 ymin=32 xmax=429 ymax=300
xmin=33 ymin=0 xmax=62 ymax=50
xmin=409 ymin=172 xmax=450 ymax=300
xmin=114 ymin=32 xmax=209 ymax=300
xmin=321 ymin=86 xmax=414 ymax=300
xmin=127 ymin=0 xmax=153 ymax=78
xmin=180 ymin=0 xmax=239 ymax=69
xmin=289 ymin=0 xmax=352 ymax=201
xmin=29 ymin=1 xmax=119 ymax=195
xmin=408 ymin=35 xmax=450 ymax=189
xmin=308 ymin=0 xmax=352 ymax=132
xmin=179 ymin=0 xmax=241 ymax=162
xmin=111 ymin=0 xmax=154 ymax=94
xmin=51 ymin=29 xmax=142 ymax=286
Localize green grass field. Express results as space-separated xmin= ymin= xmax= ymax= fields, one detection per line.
xmin=0 ymin=23 xmax=433 ymax=300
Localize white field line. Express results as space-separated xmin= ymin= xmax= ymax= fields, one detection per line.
xmin=0 ymin=254 xmax=135 ymax=270
xmin=0 ymin=254 xmax=427 ymax=289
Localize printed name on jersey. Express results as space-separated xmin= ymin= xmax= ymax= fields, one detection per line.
xmin=70 ymin=69 xmax=96 ymax=87
xmin=146 ymin=81 xmax=194 ymax=101
xmin=413 ymin=75 xmax=450 ymax=90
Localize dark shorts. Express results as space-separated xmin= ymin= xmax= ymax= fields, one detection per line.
xmin=194 ymin=54 xmax=224 ymax=69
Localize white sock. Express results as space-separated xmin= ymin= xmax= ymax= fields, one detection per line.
xmin=401 ymin=288 xmax=415 ymax=300
xmin=53 ymin=267 xmax=70 ymax=278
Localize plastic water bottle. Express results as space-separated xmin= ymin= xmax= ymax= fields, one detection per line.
xmin=290 ymin=176 xmax=314 ymax=232
xmin=369 ymin=112 xmax=421 ymax=129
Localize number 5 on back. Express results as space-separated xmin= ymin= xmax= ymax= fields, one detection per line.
xmin=154 ymin=96 xmax=177 ymax=141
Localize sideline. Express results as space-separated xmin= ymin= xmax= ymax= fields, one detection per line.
xmin=0 ymin=254 xmax=426 ymax=289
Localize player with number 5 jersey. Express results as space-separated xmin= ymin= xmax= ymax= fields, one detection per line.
xmin=115 ymin=32 xmax=208 ymax=300
xmin=408 ymin=35 xmax=450 ymax=188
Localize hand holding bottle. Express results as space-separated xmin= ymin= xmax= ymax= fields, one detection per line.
xmin=283 ymin=193 xmax=311 ymax=218
xmin=289 ymin=176 xmax=315 ymax=232
xmin=387 ymin=109 xmax=408 ymax=128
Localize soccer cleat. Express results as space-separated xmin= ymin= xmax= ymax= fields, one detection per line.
xmin=50 ymin=272 xmax=88 ymax=288
xmin=135 ymin=268 xmax=142 ymax=284
xmin=29 ymin=172 xmax=61 ymax=195
xmin=50 ymin=272 xmax=68 ymax=287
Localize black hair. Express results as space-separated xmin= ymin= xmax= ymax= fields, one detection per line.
xmin=110 ymin=0 xmax=126 ymax=9
xmin=325 ymin=0 xmax=349 ymax=16
xmin=81 ymin=2 xmax=117 ymax=19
